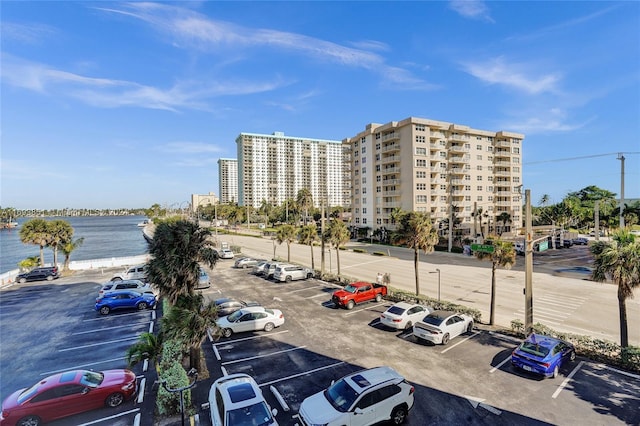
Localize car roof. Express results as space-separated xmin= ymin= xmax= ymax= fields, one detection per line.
xmin=343 ymin=366 xmax=403 ymax=391
xmin=387 ymin=301 xmax=420 ymax=310
xmin=103 ymin=279 xmax=144 ymax=286
xmin=104 ymin=290 xmax=143 ymax=296
xmin=524 ymin=334 xmax=564 ymax=348
xmin=427 ymin=310 xmax=457 ymax=319
xmin=211 ymin=374 xmax=263 ymax=409
xmin=237 ymin=306 xmax=268 ymax=314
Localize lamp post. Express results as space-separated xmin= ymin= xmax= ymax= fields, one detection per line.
xmin=159 ymin=368 xmax=198 ymax=426
xmin=429 ymin=269 xmax=441 ymax=301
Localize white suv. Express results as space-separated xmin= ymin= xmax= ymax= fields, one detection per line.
xmin=272 ymin=264 xmax=314 ymax=282
xmin=209 ymin=373 xmax=278 ymax=426
xmin=110 ymin=264 xmax=147 ymax=282
xmin=98 ymin=279 xmax=152 ymax=297
xmin=298 ymin=366 xmax=414 ymax=426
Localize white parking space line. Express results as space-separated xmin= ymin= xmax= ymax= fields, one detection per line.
xmin=259 ymin=361 xmax=346 ymax=387
xmin=82 ymin=311 xmax=154 ymax=322
xmin=41 ymin=356 xmax=127 ymax=375
xmin=76 ymin=408 xmax=140 ymax=426
xmin=137 ymin=378 xmax=146 ymax=403
xmin=213 ymin=330 xmax=290 ymax=345
xmin=72 ymin=323 xmax=148 ymax=335
xmin=289 ymin=285 xmax=324 ymax=294
xmin=213 ymin=345 xmax=221 ymax=361
xmin=305 ymin=293 xmax=331 ymax=299
xmin=340 ymin=259 xmax=387 ymax=270
xmin=344 ymin=303 xmax=387 ymax=316
xmin=440 ymin=331 xmax=480 ymax=354
xmin=222 ymin=346 xmax=307 ymax=365
xmin=489 ymin=355 xmax=512 ymax=373
xmin=58 ymin=336 xmax=140 ymax=352
xmin=270 ymin=385 xmax=290 ymax=412
xmin=603 ymin=364 xmax=640 ymax=379
xmin=552 ymin=361 xmax=585 ymax=399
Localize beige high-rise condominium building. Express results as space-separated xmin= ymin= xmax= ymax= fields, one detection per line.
xmin=344 ymin=117 xmax=524 ymax=237
xmin=236 ymin=131 xmax=348 ymax=209
xmin=218 ymin=158 xmax=238 ymax=204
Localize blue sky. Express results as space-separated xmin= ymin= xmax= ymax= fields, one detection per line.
xmin=2 ymin=1 xmax=639 ymax=210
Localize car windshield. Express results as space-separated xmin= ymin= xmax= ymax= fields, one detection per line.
xmin=80 ymin=371 xmax=104 ymax=388
xmin=343 ymin=285 xmax=358 ymax=294
xmin=519 ymin=342 xmax=551 ymax=357
xmin=227 ymin=310 xmax=245 ymax=322
xmin=324 ymin=378 xmax=359 ymax=412
xmin=17 ymin=382 xmax=42 ymax=404
xmin=387 ymin=306 xmax=407 ymax=315
xmin=226 ymin=402 xmax=273 ymax=426
xmin=421 ymin=315 xmax=445 ymax=326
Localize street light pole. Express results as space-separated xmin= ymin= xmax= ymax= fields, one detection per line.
xmin=159 ymin=369 xmax=198 ymax=426
xmin=524 ymin=189 xmax=534 ymax=334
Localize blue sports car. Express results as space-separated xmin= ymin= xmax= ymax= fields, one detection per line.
xmin=95 ymin=290 xmax=157 ymax=315
xmin=511 ymin=334 xmax=576 ymax=378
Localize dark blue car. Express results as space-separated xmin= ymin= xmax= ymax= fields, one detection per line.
xmin=511 ymin=334 xmax=576 ymax=378
xmin=95 ymin=290 xmax=156 ymax=315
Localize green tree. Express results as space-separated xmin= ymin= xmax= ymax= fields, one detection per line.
xmin=539 ymin=194 xmax=550 ymax=207
xmin=391 ymin=211 xmax=439 ymax=296
xmin=296 ymin=188 xmax=313 ymax=225
xmin=473 ymin=236 xmax=516 ymax=325
xmin=590 ymin=229 xmax=640 ymax=348
xmin=126 ymin=332 xmax=163 ymax=368
xmin=496 ymin=212 xmax=512 ymax=236
xmin=48 ymin=219 xmax=74 ymax=268
xmin=324 ymin=219 xmax=350 ymax=276
xmin=60 ymin=237 xmax=84 ymax=271
xmin=146 ymin=220 xmax=218 ymax=304
xmin=276 ymin=224 xmax=297 ymax=262
xmin=19 ymin=218 xmax=51 ymax=266
xmin=298 ymin=224 xmax=318 ymax=270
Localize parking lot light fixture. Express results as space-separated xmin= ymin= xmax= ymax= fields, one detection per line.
xmin=160 ymin=368 xmax=198 ymax=426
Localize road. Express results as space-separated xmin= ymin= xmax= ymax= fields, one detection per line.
xmin=219 ymin=233 xmax=640 ymax=346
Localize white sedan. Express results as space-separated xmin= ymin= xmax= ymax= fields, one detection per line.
xmin=380 ymin=302 xmax=430 ymax=330
xmin=413 ymin=310 xmax=474 ymax=345
xmin=217 ymin=306 xmax=285 ymax=338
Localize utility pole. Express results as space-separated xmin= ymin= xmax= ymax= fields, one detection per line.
xmin=473 ymin=201 xmax=478 ymax=242
xmin=618 ymin=153 xmax=625 ymax=228
xmin=524 ymin=189 xmax=534 ymax=334
xmin=448 ymin=172 xmax=453 ymax=252
xmin=321 ymin=199 xmax=326 ymax=275
xmin=594 ymin=200 xmax=600 ymax=241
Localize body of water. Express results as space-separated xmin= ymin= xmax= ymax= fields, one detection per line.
xmin=0 ymin=215 xmax=149 ymax=273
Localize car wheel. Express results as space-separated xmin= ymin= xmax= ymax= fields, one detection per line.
xmin=390 ymin=405 xmax=408 ymax=425
xmin=442 ymin=333 xmax=450 ymax=345
xmin=286 ymin=276 xmax=292 ymax=282
xmin=19 ymin=278 xmax=27 ymax=284
xmin=306 ymin=273 xmax=313 ymax=279
xmin=404 ymin=322 xmax=412 ymax=330
xmin=17 ymin=415 xmax=41 ymax=426
xmin=570 ymin=351 xmax=576 ymax=362
xmin=346 ymin=300 xmax=355 ymax=310
xmin=375 ymin=293 xmax=382 ymax=302
xmin=105 ymin=392 xmax=124 ymax=407
xmin=46 ymin=275 xmax=54 ymax=281
xmin=467 ymin=321 xmax=474 ymax=333
xmin=222 ymin=328 xmax=233 ymax=338
xmin=264 ymin=322 xmax=275 ymax=332
xmin=137 ymin=302 xmax=148 ymax=310
xmin=100 ymin=306 xmax=111 ymax=315
xmin=552 ymin=365 xmax=559 ymax=378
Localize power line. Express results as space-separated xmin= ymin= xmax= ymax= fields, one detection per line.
xmin=525 ymin=152 xmax=640 ymax=166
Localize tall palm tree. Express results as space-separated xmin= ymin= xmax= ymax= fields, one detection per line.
xmin=298 ymin=224 xmax=318 ymax=270
xmin=391 ymin=211 xmax=439 ymax=296
xmin=296 ymin=188 xmax=313 ymax=225
xmin=496 ymin=212 xmax=511 ymax=236
xmin=473 ymin=235 xmax=516 ymax=325
xmin=591 ymin=229 xmax=640 ymax=348
xmin=161 ymin=293 xmax=218 ymax=369
xmin=126 ymin=332 xmax=163 ymax=368
xmin=48 ymin=219 xmax=74 ymax=268
xmin=19 ymin=218 xmax=51 ymax=266
xmin=146 ymin=220 xmax=218 ymax=304
xmin=539 ymin=194 xmax=550 ymax=207
xmin=60 ymin=237 xmax=84 ymax=271
xmin=324 ymin=219 xmax=350 ymax=276
xmin=276 ymin=224 xmax=297 ymax=262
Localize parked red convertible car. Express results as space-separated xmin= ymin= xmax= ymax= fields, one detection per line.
xmin=0 ymin=369 xmax=137 ymax=426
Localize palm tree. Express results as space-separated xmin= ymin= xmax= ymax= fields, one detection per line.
xmin=539 ymin=194 xmax=550 ymax=207
xmin=298 ymin=224 xmax=318 ymax=270
xmin=496 ymin=212 xmax=511 ymax=236
xmin=473 ymin=235 xmax=516 ymax=325
xmin=162 ymin=293 xmax=218 ymax=369
xmin=296 ymin=188 xmax=313 ymax=225
xmin=126 ymin=332 xmax=163 ymax=368
xmin=146 ymin=220 xmax=218 ymax=304
xmin=324 ymin=219 xmax=350 ymax=276
xmin=276 ymin=224 xmax=297 ymax=262
xmin=389 ymin=207 xmax=403 ymax=227
xmin=391 ymin=211 xmax=439 ymax=296
xmin=60 ymin=237 xmax=84 ymax=271
xmin=19 ymin=218 xmax=51 ymax=266
xmin=48 ymin=219 xmax=74 ymax=268
xmin=591 ymin=229 xmax=640 ymax=348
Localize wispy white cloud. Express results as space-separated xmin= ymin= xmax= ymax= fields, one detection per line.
xmin=500 ymin=108 xmax=594 ymax=134
xmin=0 ymin=159 xmax=69 ymax=180
xmin=0 ymin=53 xmax=288 ymax=111
xmin=449 ymin=0 xmax=494 ymax=23
xmin=462 ymin=56 xmax=561 ymax=94
xmin=0 ymin=22 xmax=57 ymax=44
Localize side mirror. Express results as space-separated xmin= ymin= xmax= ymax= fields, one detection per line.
xmin=81 ymin=387 xmax=90 ymax=395
xmin=354 ymin=407 xmax=363 ymax=415
xmin=271 ymin=408 xmax=278 ymax=417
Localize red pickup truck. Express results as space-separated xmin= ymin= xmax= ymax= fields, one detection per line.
xmin=331 ymin=281 xmax=387 ymax=310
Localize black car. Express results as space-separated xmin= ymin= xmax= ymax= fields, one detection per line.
xmin=213 ymin=297 xmax=260 ymax=317
xmin=16 ymin=266 xmax=60 ymax=283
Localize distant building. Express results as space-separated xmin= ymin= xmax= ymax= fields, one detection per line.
xmin=236 ymin=131 xmax=348 ymax=209
xmin=218 ymin=159 xmax=238 ymax=204
xmin=344 ymin=117 xmax=524 ymax=237
xmin=191 ymin=192 xmax=219 ymax=212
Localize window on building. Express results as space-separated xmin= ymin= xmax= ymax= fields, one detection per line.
xmin=355 ymin=208 xmax=359 ymax=214
xmin=416 ymin=171 xmax=426 ymax=178
xmin=416 ymin=124 xmax=425 ymax=131
xmin=417 ymin=183 xmax=427 ymax=190
xmin=487 ymin=146 xmax=493 ymax=152
xmin=416 ymin=147 xmax=427 ymax=155
xmin=477 ymin=165 xmax=483 ymax=170
xmin=362 ymin=177 xmax=366 ymax=184
xmin=376 ymin=186 xmax=381 ymax=193
xmin=376 ymin=143 xmax=381 ymax=150
xmin=477 ymin=155 xmax=483 ymax=161
xmin=465 ymin=175 xmax=471 ymax=181
xmin=513 ymin=177 xmax=520 ymax=183
xmin=362 ymin=187 xmax=367 ymax=194
xmin=488 ymin=196 xmax=493 ymax=202
xmin=477 ymin=186 xmax=483 ymax=191
xmin=465 ymin=196 xmax=471 ymax=201
xmin=416 ymin=159 xmax=427 ymax=167
xmin=477 ymin=196 xmax=483 ymax=201
xmin=362 ymin=208 xmax=367 ymax=214
xmin=488 ymin=186 xmax=493 ymax=192
xmin=477 ymin=145 xmax=482 ymax=150
xmin=513 ymin=157 xmax=520 ymax=163
xmin=362 ymin=157 xmax=367 ymax=164
xmin=440 ymin=196 xmax=447 ymax=202
xmin=477 ymin=176 xmax=483 ymax=181
xmin=362 ymin=167 xmax=366 ymax=174
xmin=376 ymin=165 xmax=381 ymax=172
xmin=513 ymin=147 xmax=520 ymax=154
xmin=376 ymin=175 xmax=381 ymax=182
xmin=416 ymin=136 xmax=426 ymax=143
xmin=513 ymin=166 xmax=520 ymax=172
xmin=416 ymin=195 xmax=428 ymax=203
xmin=362 ymin=197 xmax=367 ymax=204
xmin=488 ymin=176 xmax=493 ymax=181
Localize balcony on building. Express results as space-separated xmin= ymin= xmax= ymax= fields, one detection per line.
xmin=449 ymin=166 xmax=465 ymax=175
xmin=430 ymin=131 xmax=446 ymax=139
xmin=382 ymin=143 xmax=400 ymax=153
xmin=494 ymin=140 xmax=512 ymax=148
xmin=381 ymin=166 xmax=401 ymax=175
xmin=381 ymin=155 xmax=401 ymax=165
xmin=493 ymin=160 xmax=511 ymax=166
xmin=381 ymin=132 xmax=400 ymax=142
xmin=449 ymin=133 xmax=471 ymax=142
xmin=449 ymin=155 xmax=469 ymax=164
xmin=449 ymin=144 xmax=469 ymax=153
xmin=382 ymin=178 xmax=401 ymax=185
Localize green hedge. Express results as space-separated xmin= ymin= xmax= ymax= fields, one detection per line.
xmin=386 ymin=289 xmax=483 ymax=322
xmin=353 ymin=248 xmax=367 ymax=253
xmin=372 ymin=251 xmax=387 ymax=256
xmin=510 ymin=320 xmax=640 ymax=373
xmin=156 ymin=360 xmax=192 ymax=416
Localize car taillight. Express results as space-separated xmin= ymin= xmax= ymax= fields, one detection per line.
xmin=393 ymin=318 xmax=402 ymax=323
xmin=540 ymin=362 xmax=550 ymax=368
xmin=122 ymin=380 xmax=136 ymax=391
xmin=279 ymin=314 xmax=284 ymax=318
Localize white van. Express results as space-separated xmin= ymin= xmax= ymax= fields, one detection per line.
xmin=272 ymin=264 xmax=313 ymax=282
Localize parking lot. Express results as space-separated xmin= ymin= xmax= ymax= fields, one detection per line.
xmin=0 ymin=270 xmax=156 ymax=426
xmin=197 ymin=259 xmax=640 ymax=426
